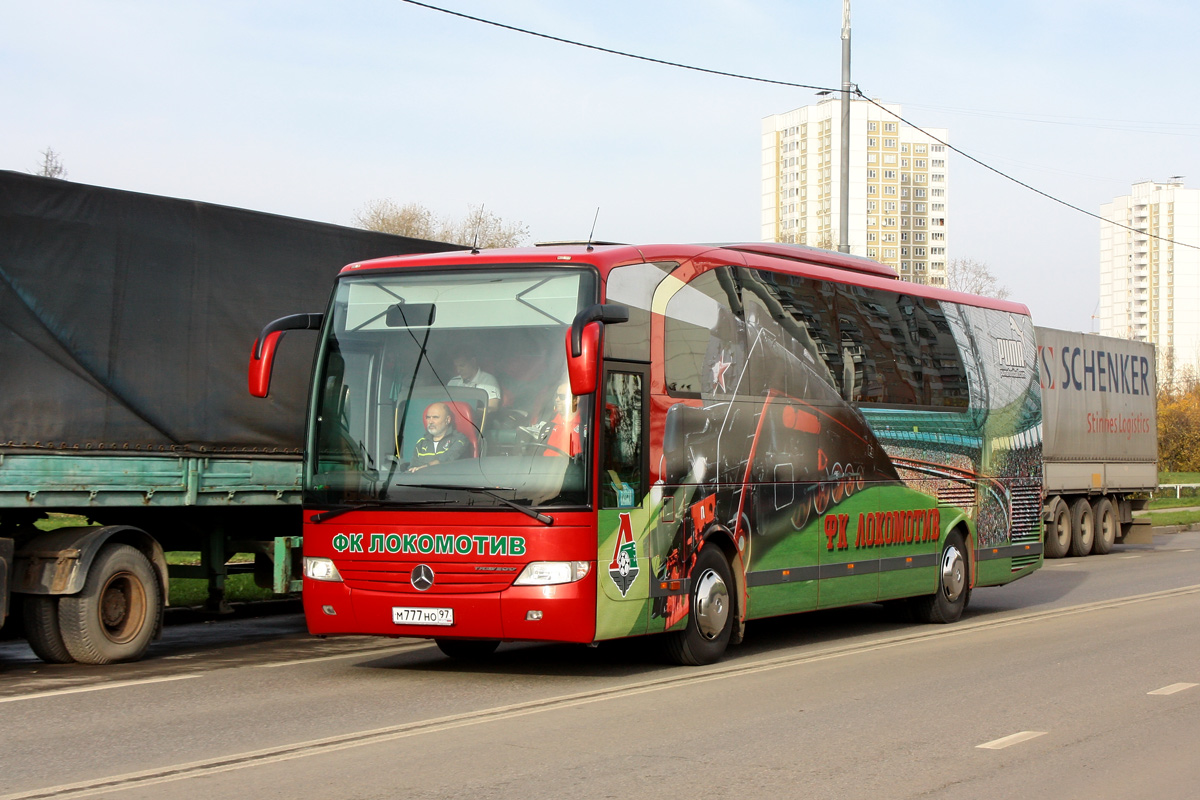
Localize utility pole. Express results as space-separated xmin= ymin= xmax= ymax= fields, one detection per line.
xmin=838 ymin=0 xmax=851 ymax=253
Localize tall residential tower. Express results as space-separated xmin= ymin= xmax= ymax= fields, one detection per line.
xmin=1099 ymin=180 xmax=1200 ymax=379
xmin=762 ymin=98 xmax=950 ymax=285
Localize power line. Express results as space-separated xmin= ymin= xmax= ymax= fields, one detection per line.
xmin=902 ymin=102 xmax=1200 ymax=137
xmin=398 ymin=0 xmax=836 ymax=92
xmin=855 ymin=95 xmax=1200 ymax=251
xmin=399 ymin=0 xmax=1198 ymax=252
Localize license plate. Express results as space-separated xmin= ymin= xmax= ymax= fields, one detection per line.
xmin=392 ymin=606 xmax=454 ymax=626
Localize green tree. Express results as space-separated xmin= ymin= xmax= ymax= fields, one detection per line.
xmin=1158 ymin=373 xmax=1200 ymax=472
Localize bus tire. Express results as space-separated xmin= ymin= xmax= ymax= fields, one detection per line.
xmin=21 ymin=595 xmax=75 ymax=664
xmin=58 ymin=544 xmax=160 ymax=665
xmin=1069 ymin=497 xmax=1094 ymax=557
xmin=909 ymin=531 xmax=969 ymax=624
xmin=1044 ymin=496 xmax=1071 ymax=559
xmin=665 ymin=544 xmax=734 ymax=666
xmin=1091 ymin=497 xmax=1117 ymax=555
xmin=436 ymin=638 xmax=499 ymax=660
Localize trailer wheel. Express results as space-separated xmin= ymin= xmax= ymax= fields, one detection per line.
xmin=909 ymin=531 xmax=969 ymax=624
xmin=665 ymin=544 xmax=734 ymax=665
xmin=21 ymin=595 xmax=75 ymax=664
xmin=1069 ymin=497 xmax=1095 ymax=557
xmin=1091 ymin=497 xmax=1117 ymax=555
xmin=1044 ymin=496 xmax=1071 ymax=559
xmin=435 ymin=639 xmax=499 ymax=660
xmin=58 ymin=544 xmax=161 ymax=665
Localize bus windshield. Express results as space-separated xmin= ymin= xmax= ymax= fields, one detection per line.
xmin=305 ymin=266 xmax=597 ymax=511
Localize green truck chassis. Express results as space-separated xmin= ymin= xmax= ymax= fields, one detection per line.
xmin=0 ymin=453 xmax=304 ymax=663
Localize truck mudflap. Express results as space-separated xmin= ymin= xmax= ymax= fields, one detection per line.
xmin=13 ymin=525 xmax=169 ymax=601
xmin=302 ymin=572 xmax=597 ymax=644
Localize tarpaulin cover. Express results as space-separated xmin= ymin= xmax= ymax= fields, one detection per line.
xmin=0 ymin=171 xmax=459 ymax=455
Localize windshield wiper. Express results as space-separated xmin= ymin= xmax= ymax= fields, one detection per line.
xmin=308 ymin=498 xmax=439 ymax=523
xmin=398 ymin=483 xmax=555 ymax=526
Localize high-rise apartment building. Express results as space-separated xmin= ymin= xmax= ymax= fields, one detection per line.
xmin=762 ymin=98 xmax=950 ymax=285
xmin=1099 ymin=180 xmax=1200 ymax=378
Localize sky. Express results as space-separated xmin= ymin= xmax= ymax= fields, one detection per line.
xmin=3 ymin=0 xmax=1199 ymax=333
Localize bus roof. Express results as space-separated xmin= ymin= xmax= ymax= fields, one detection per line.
xmin=340 ymin=242 xmax=1031 ymax=316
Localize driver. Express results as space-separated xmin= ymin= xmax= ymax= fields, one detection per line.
xmin=408 ymin=402 xmax=471 ymax=471
xmin=448 ymin=353 xmax=501 ymax=410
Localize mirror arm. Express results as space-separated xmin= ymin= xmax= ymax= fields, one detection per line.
xmin=253 ymin=313 xmax=324 ymax=359
xmin=569 ymin=304 xmax=629 ymax=358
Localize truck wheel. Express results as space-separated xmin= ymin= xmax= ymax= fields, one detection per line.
xmin=435 ymin=639 xmax=499 ymax=660
xmin=1091 ymin=497 xmax=1117 ymax=555
xmin=1044 ymin=496 xmax=1071 ymax=559
xmin=58 ymin=544 xmax=161 ymax=665
xmin=21 ymin=595 xmax=75 ymax=664
xmin=909 ymin=531 xmax=969 ymax=624
xmin=665 ymin=544 xmax=734 ymax=665
xmin=1069 ymin=497 xmax=1095 ymax=557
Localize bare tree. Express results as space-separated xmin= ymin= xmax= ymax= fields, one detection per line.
xmin=450 ymin=204 xmax=529 ymax=249
xmin=33 ymin=147 xmax=67 ymax=179
xmin=354 ymin=199 xmax=438 ymax=239
xmin=354 ymin=199 xmax=529 ymax=248
xmin=945 ymin=257 xmax=1011 ymax=299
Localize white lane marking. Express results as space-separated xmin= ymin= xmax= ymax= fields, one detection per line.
xmin=257 ymin=643 xmax=426 ymax=668
xmin=977 ymin=731 xmax=1047 ymax=750
xmin=1120 ymin=555 xmax=1142 ymax=559
xmin=1148 ymin=683 xmax=1198 ymax=696
xmin=7 ymin=584 xmax=1200 ymax=800
xmin=0 ymin=674 xmax=200 ymax=705
xmin=1178 ymin=549 xmax=1196 ymax=553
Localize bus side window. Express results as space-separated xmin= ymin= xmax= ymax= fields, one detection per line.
xmin=663 ymin=267 xmax=743 ymax=398
xmin=601 ymin=371 xmax=645 ymax=509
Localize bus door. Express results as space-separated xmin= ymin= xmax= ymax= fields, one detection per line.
xmin=594 ymin=365 xmax=652 ymax=640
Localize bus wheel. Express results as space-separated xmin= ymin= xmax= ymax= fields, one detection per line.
xmin=436 ymin=639 xmax=500 ymax=660
xmin=666 ymin=545 xmax=733 ymax=666
xmin=1091 ymin=497 xmax=1117 ymax=555
xmin=909 ymin=531 xmax=968 ymax=624
xmin=21 ymin=595 xmax=75 ymax=664
xmin=1044 ymin=496 xmax=1071 ymax=559
xmin=58 ymin=544 xmax=160 ymax=665
xmin=1068 ymin=497 xmax=1094 ymax=557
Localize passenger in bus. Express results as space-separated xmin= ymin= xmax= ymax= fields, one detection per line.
xmin=408 ymin=402 xmax=471 ymax=471
xmin=540 ymin=382 xmax=582 ymax=457
xmin=448 ymin=353 xmax=501 ymax=411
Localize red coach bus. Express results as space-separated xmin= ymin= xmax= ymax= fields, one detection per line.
xmin=250 ymin=242 xmax=1043 ymax=665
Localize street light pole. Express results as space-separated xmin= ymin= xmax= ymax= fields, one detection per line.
xmin=838 ymin=0 xmax=851 ymax=254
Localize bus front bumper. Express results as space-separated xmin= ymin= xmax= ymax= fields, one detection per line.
xmin=303 ymin=573 xmax=597 ymax=644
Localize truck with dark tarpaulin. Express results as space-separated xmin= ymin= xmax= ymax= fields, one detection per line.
xmin=0 ymin=171 xmax=455 ymax=663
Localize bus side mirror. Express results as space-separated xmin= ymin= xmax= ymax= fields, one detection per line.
xmin=249 ymin=313 xmax=324 ymax=398
xmin=566 ymin=304 xmax=629 ymax=395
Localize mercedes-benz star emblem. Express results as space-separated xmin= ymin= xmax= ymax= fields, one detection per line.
xmin=410 ymin=564 xmax=435 ymax=592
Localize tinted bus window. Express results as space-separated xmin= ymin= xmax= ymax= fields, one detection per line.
xmin=604 ymin=261 xmax=675 ymax=363
xmin=836 ymin=285 xmax=968 ymax=409
xmin=740 ymin=269 xmax=844 ymax=398
xmin=663 ymin=266 xmax=744 ymax=398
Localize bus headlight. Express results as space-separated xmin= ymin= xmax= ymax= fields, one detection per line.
xmin=514 ymin=561 xmax=591 ymax=586
xmin=304 ymin=557 xmax=344 ymax=582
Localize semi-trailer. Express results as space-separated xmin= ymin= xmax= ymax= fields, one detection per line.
xmin=0 ymin=171 xmax=455 ymax=663
xmin=1036 ymin=327 xmax=1158 ymax=557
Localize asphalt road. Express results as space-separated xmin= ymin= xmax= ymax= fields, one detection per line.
xmin=2 ymin=531 xmax=1199 ymax=800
